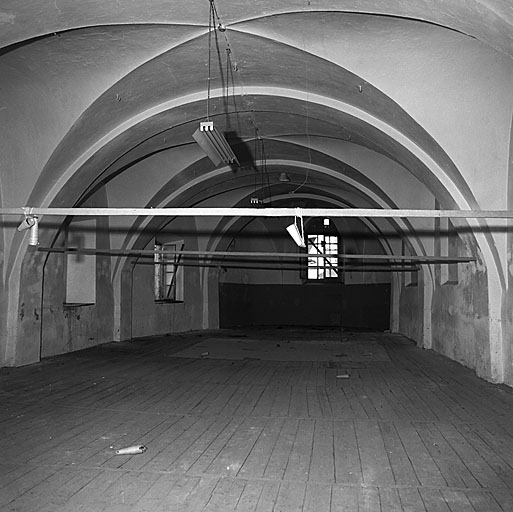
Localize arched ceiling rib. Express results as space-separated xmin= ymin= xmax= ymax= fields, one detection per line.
xmin=42 ymin=92 xmax=466 ymax=212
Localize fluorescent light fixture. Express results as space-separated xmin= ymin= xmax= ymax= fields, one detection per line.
xmin=192 ymin=121 xmax=239 ymax=166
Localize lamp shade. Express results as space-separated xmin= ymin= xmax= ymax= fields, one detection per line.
xmin=286 ymin=223 xmax=306 ymax=247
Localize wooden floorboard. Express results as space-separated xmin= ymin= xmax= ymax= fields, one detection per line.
xmin=2 ymin=328 xmax=513 ymax=511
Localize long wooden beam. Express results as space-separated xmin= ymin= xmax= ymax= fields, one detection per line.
xmin=4 ymin=207 xmax=513 ymax=218
xmin=38 ymin=246 xmax=474 ymax=263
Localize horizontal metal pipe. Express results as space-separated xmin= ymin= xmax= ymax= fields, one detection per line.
xmin=3 ymin=206 xmax=513 ymax=218
xmin=38 ymin=246 xmax=474 ymax=263
xmin=132 ymin=261 xmax=420 ymax=272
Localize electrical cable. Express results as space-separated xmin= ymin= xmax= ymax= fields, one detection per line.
xmin=208 ymin=0 xmax=274 ymax=205
xmin=208 ymin=0 xmax=263 ymax=143
xmin=206 ymin=0 xmax=215 ymax=121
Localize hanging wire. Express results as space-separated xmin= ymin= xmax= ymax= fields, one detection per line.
xmin=208 ymin=0 xmax=263 ymax=141
xmin=208 ymin=0 xmax=276 ymax=204
xmin=257 ymin=131 xmax=264 ymax=193
xmin=260 ymin=137 xmax=272 ymax=204
xmin=209 ymin=0 xmax=221 ymax=24
xmin=253 ymin=131 xmax=258 ymax=194
xmin=206 ymin=0 xmax=215 ymax=121
xmin=251 ymin=128 xmax=272 ymax=204
xmin=224 ymin=46 xmax=232 ymax=131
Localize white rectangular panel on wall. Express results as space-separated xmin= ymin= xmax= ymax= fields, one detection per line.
xmin=66 ymin=219 xmax=96 ymax=304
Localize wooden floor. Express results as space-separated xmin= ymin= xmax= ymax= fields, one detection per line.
xmin=2 ymin=328 xmax=513 ymax=511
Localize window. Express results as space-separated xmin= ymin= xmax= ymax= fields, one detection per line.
xmin=154 ymin=241 xmax=184 ymax=302
xmin=307 ymin=233 xmax=339 ymax=279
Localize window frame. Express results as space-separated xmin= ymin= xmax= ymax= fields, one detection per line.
xmin=303 ymin=218 xmax=341 ymax=282
xmin=306 ymin=233 xmax=340 ymax=280
xmin=154 ymin=240 xmax=185 ymax=303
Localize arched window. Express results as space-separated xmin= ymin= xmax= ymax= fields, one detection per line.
xmin=306 ymin=218 xmax=340 ymax=280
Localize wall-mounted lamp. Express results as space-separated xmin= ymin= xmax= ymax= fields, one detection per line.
xmin=192 ymin=121 xmax=239 ymax=166
xmin=286 ymin=207 xmax=305 ymax=247
xmin=17 ymin=209 xmax=39 ymax=246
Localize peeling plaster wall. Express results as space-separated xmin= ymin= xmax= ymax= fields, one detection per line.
xmin=430 ymin=235 xmax=489 ymax=376
xmin=129 ymin=217 xmax=204 ymax=339
xmin=15 ymin=249 xmax=44 ymax=365
xmin=39 ymin=220 xmax=114 ymax=358
xmin=0 ymin=213 xmax=6 ymax=366
xmin=505 ymin=115 xmax=513 ymax=387
xmin=504 ymin=254 xmax=513 ymax=385
xmin=0 ymin=291 xmax=7 ymax=366
xmin=396 ymin=228 xmax=492 ymax=380
xmin=131 ymin=265 xmax=202 ymax=338
xmin=7 ymin=226 xmax=113 ymax=366
xmin=398 ymin=276 xmax=425 ymax=345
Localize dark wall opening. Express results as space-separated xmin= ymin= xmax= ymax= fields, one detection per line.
xmin=219 ymin=282 xmax=391 ymax=330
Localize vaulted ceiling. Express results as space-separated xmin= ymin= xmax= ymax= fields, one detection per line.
xmin=2 ymin=1 xmax=513 ymax=272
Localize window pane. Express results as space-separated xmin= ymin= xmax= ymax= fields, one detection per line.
xmin=306 ymin=233 xmax=338 ymax=279
xmin=308 ymin=267 xmax=317 ymax=279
